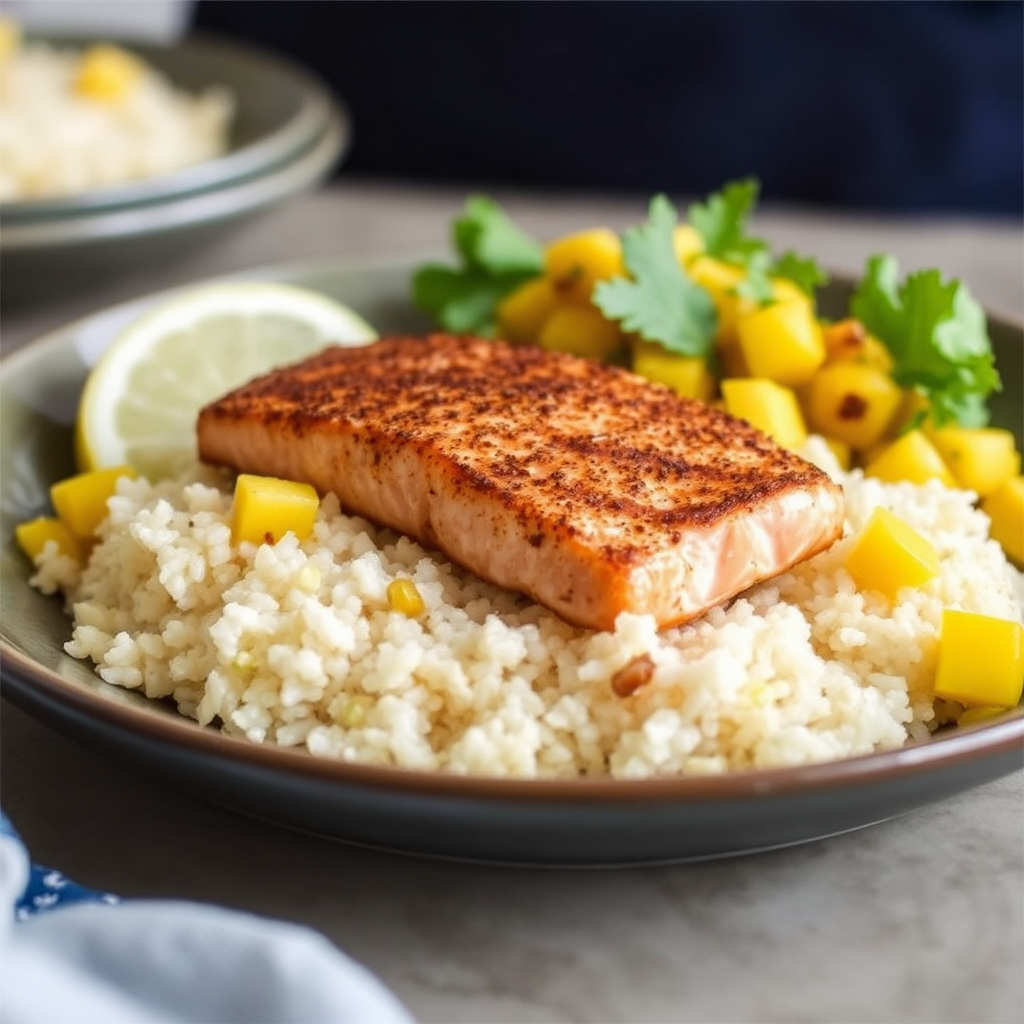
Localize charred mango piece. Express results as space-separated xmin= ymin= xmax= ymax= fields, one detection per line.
xmin=544 ymin=229 xmax=624 ymax=303
xmin=864 ymin=431 xmax=956 ymax=487
xmin=721 ymin=378 xmax=807 ymax=450
xmin=843 ymin=506 xmax=939 ymax=601
xmin=929 ymin=427 xmax=1021 ymax=498
xmin=934 ymin=610 xmax=1024 ymax=708
xmin=50 ymin=465 xmax=137 ymax=539
xmin=231 ymin=474 xmax=320 ymax=546
xmin=804 ymin=362 xmax=903 ymax=451
xmin=821 ymin=319 xmax=894 ymax=371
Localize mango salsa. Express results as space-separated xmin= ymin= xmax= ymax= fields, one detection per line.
xmin=934 ymin=609 xmax=1024 ymax=708
xmin=538 ymin=304 xmax=623 ymax=360
xmin=231 ymin=474 xmax=320 ymax=546
xmin=981 ymin=476 xmax=1024 ymax=566
xmin=632 ymin=340 xmax=715 ymax=401
xmin=844 ymin=506 xmax=940 ymax=601
xmin=864 ymin=430 xmax=956 ymax=487
xmin=721 ymin=378 xmax=807 ymax=450
xmin=50 ymin=465 xmax=137 ymax=539
xmin=736 ymin=299 xmax=825 ymax=387
xmin=544 ymin=229 xmax=623 ymax=303
xmin=804 ymin=362 xmax=903 ymax=451
xmin=495 ymin=276 xmax=559 ymax=344
xmin=15 ymin=517 xmax=81 ymax=563
xmin=929 ymin=427 xmax=1021 ymax=497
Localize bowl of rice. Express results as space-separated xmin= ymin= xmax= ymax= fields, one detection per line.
xmin=1 ymin=260 xmax=1021 ymax=866
xmin=0 ymin=28 xmax=348 ymax=299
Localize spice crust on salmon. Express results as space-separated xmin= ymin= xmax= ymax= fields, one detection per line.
xmin=196 ymin=334 xmax=845 ymax=630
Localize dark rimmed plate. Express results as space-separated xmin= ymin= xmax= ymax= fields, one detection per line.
xmin=1 ymin=259 xmax=1021 ymax=867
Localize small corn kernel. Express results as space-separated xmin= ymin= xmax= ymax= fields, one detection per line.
xmin=231 ymin=474 xmax=319 ymax=546
xmin=232 ymin=651 xmax=255 ymax=673
xmin=387 ymin=578 xmax=425 ymax=617
xmin=934 ymin=610 xmax=1024 ymax=708
xmin=15 ymin=517 xmax=81 ymax=563
xmin=338 ymin=697 xmax=370 ymax=729
xmin=721 ymin=378 xmax=808 ymax=450
xmin=50 ymin=465 xmax=137 ymax=539
xmin=75 ymin=44 xmax=144 ymax=101
xmin=844 ymin=506 xmax=939 ymax=602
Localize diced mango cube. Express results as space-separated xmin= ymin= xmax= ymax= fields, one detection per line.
xmin=864 ymin=430 xmax=956 ymax=487
xmin=544 ymin=228 xmax=623 ymax=303
xmin=929 ymin=427 xmax=1021 ymax=497
xmin=721 ymin=378 xmax=807 ymax=450
xmin=957 ymin=705 xmax=1009 ymax=726
xmin=736 ymin=299 xmax=825 ymax=387
xmin=804 ymin=362 xmax=903 ymax=450
xmin=844 ymin=506 xmax=939 ymax=601
xmin=537 ymin=303 xmax=623 ymax=360
xmin=75 ymin=44 xmax=144 ymax=101
xmin=822 ymin=436 xmax=852 ymax=471
xmin=50 ymin=465 xmax=137 ymax=538
xmin=496 ymin=276 xmax=560 ymax=345
xmin=688 ymin=256 xmax=753 ymax=347
xmin=231 ymin=474 xmax=320 ymax=546
xmin=631 ymin=339 xmax=715 ymax=401
xmin=15 ymin=517 xmax=81 ymax=563
xmin=981 ymin=476 xmax=1024 ymax=566
xmin=934 ymin=610 xmax=1024 ymax=708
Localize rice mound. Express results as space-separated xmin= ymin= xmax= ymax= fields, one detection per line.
xmin=32 ymin=439 xmax=1023 ymax=778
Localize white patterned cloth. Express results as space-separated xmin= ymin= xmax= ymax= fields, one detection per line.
xmin=0 ymin=814 xmax=414 ymax=1024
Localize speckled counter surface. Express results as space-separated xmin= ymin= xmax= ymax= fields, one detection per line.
xmin=3 ymin=182 xmax=1022 ymax=1023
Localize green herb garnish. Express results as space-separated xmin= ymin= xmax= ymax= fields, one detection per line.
xmin=412 ymin=196 xmax=544 ymax=334
xmin=850 ymin=254 xmax=1001 ymax=427
xmin=593 ymin=194 xmax=718 ymax=357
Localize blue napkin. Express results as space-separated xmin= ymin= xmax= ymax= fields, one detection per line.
xmin=0 ymin=812 xmax=414 ymax=1023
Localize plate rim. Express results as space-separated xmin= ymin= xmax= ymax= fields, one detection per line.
xmin=2 ymin=255 xmax=1022 ymax=809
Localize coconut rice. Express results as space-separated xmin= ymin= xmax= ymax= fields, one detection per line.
xmin=30 ymin=439 xmax=1023 ymax=778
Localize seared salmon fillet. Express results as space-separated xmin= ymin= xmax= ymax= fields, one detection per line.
xmin=197 ymin=334 xmax=844 ymax=631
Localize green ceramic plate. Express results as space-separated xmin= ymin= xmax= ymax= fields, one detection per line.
xmin=1 ymin=260 xmax=1021 ymax=867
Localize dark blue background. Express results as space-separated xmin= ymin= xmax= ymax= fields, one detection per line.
xmin=195 ymin=0 xmax=1023 ymax=216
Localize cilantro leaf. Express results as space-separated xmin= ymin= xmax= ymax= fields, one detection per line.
xmin=593 ymin=194 xmax=717 ymax=357
xmin=688 ymin=178 xmax=766 ymax=261
xmin=773 ymin=249 xmax=830 ymax=296
xmin=850 ymin=254 xmax=1001 ymax=427
xmin=733 ymin=249 xmax=776 ymax=304
xmin=413 ymin=196 xmax=544 ymax=334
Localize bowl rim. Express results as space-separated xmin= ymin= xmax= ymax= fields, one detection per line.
xmin=0 ymin=30 xmax=338 ymax=220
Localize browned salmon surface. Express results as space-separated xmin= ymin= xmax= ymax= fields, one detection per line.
xmin=197 ymin=334 xmax=845 ymax=631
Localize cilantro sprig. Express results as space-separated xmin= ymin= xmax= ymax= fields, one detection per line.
xmin=593 ymin=194 xmax=717 ymax=357
xmin=412 ymin=196 xmax=544 ymax=334
xmin=688 ymin=177 xmax=829 ymax=300
xmin=850 ymin=254 xmax=1001 ymax=427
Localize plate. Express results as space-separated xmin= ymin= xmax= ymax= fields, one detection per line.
xmin=1 ymin=260 xmax=1022 ymax=867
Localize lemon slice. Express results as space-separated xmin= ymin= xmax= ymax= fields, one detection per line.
xmin=75 ymin=282 xmax=377 ymax=480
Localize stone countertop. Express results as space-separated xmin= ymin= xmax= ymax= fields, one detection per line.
xmin=2 ymin=181 xmax=1022 ymax=1023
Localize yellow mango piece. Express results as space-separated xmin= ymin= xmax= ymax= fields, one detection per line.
xmin=934 ymin=610 xmax=1024 ymax=708
xmin=387 ymin=578 xmax=425 ymax=617
xmin=721 ymin=378 xmax=807 ymax=450
xmin=844 ymin=506 xmax=939 ymax=601
xmin=981 ymin=476 xmax=1024 ymax=566
xmin=821 ymin=319 xmax=894 ymax=371
xmin=688 ymin=256 xmax=753 ymax=347
xmin=50 ymin=465 xmax=137 ymax=539
xmin=672 ymin=224 xmax=704 ymax=266
xmin=544 ymin=229 xmax=623 ymax=302
xmin=495 ymin=276 xmax=560 ymax=345
xmin=804 ymin=362 xmax=903 ymax=450
xmin=75 ymin=44 xmax=144 ymax=101
xmin=864 ymin=430 xmax=956 ymax=487
xmin=957 ymin=705 xmax=1009 ymax=726
xmin=0 ymin=17 xmax=22 ymax=61
xmin=537 ymin=303 xmax=623 ymax=361
xmin=631 ymin=339 xmax=715 ymax=401
xmin=929 ymin=427 xmax=1021 ymax=497
xmin=737 ymin=299 xmax=825 ymax=387
xmin=231 ymin=474 xmax=320 ymax=546
xmin=15 ymin=517 xmax=81 ymax=563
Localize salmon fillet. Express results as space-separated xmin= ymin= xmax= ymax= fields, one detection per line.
xmin=197 ymin=334 xmax=844 ymax=631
